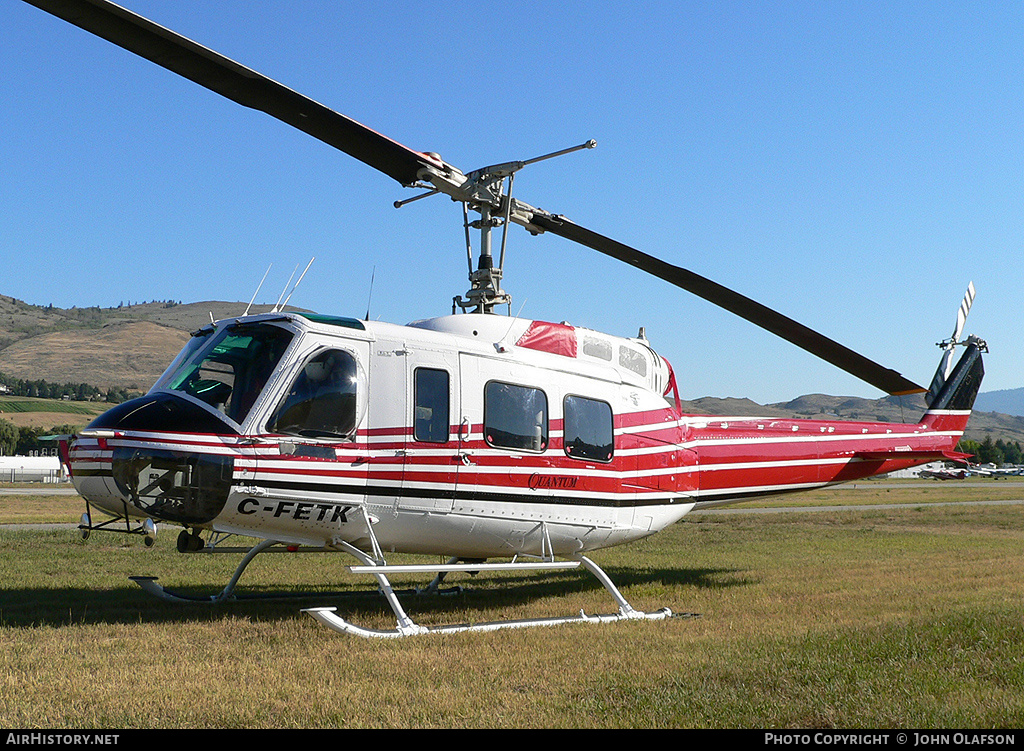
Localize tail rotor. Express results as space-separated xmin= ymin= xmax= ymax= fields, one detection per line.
xmin=926 ymin=282 xmax=977 ymax=407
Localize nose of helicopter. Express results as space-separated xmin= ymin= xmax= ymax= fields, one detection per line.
xmin=68 ymin=392 xmax=238 ymax=526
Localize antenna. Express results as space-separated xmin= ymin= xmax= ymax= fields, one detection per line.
xmin=364 ymin=266 xmax=376 ymax=320
xmin=279 ymin=257 xmax=315 ymax=311
xmin=272 ymin=263 xmax=299 ymax=313
xmin=244 ymin=264 xmax=272 ymax=316
xmin=499 ymin=298 xmax=528 ymax=342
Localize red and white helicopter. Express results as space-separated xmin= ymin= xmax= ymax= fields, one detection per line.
xmin=26 ymin=0 xmax=986 ymax=637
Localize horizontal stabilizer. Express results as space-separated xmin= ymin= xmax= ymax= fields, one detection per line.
xmin=854 ymin=450 xmax=973 ymax=463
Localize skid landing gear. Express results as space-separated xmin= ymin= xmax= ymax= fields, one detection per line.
xmin=78 ymin=504 xmax=156 ymax=547
xmin=129 ymin=535 xmax=688 ymax=636
xmin=303 ymin=542 xmax=680 ymax=638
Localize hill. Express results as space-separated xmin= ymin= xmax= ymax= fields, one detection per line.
xmin=0 ymin=321 xmax=189 ymax=392
xmin=2 ymin=294 xmax=1023 ymax=444
xmin=975 ymin=387 xmax=1024 ymax=418
xmin=677 ymin=393 xmax=1024 ymax=445
xmin=0 ymin=295 xmax=300 ymax=391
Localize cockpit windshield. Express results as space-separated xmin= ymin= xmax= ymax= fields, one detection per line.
xmin=161 ymin=323 xmax=294 ymax=425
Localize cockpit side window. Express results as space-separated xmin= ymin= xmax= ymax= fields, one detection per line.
xmin=268 ymin=349 xmax=360 ymax=439
xmin=165 ymin=324 xmax=294 ymax=426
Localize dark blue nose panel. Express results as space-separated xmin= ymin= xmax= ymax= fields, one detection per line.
xmin=88 ymin=392 xmax=241 ymax=434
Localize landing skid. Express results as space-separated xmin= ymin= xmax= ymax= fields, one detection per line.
xmin=304 ymin=542 xmax=681 ymax=638
xmin=128 ymin=574 xmax=461 ymax=604
xmin=78 ymin=504 xmax=157 ymax=546
xmin=128 ymin=536 xmax=689 ymax=637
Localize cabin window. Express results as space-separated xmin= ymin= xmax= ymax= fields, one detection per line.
xmin=165 ymin=323 xmax=294 ymax=425
xmin=268 ymin=349 xmax=360 ymax=439
xmin=582 ymin=336 xmax=613 ymax=361
xmin=414 ymin=368 xmax=450 ymax=443
xmin=484 ymin=381 xmax=548 ymax=452
xmin=563 ymin=395 xmax=614 ymax=462
xmin=618 ymin=345 xmax=648 ymax=377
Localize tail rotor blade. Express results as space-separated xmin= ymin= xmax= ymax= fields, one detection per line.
xmin=951 ymin=281 xmax=976 ymax=345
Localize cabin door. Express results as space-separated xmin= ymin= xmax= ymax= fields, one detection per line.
xmin=397 ymin=346 xmax=460 ymax=514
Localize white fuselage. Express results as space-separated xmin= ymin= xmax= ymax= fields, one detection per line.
xmin=66 ymin=311 xmax=970 ymax=561
xmin=67 ymin=312 xmax=696 ymax=559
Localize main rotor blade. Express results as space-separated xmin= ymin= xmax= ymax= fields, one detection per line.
xmin=23 ymin=0 xmax=437 ymax=187
xmin=23 ymin=0 xmax=927 ymax=398
xmin=530 ymin=213 xmax=925 ymax=396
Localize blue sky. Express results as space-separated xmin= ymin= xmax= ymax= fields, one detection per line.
xmin=3 ymin=1 xmax=1021 ymax=404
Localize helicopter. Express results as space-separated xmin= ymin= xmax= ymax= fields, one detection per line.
xmin=24 ymin=0 xmax=986 ymax=638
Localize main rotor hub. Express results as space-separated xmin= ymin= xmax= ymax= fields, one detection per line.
xmin=396 ymin=140 xmax=597 ymax=315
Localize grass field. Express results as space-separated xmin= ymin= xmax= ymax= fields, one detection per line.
xmin=1 ymin=482 xmax=1023 ymax=728
xmin=0 ymin=396 xmax=105 ymax=429
xmin=0 ymin=397 xmax=99 ymax=415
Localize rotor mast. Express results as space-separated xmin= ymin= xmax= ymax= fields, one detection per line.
xmin=459 ymin=195 xmax=511 ymax=314
xmin=396 ymin=140 xmax=597 ymax=314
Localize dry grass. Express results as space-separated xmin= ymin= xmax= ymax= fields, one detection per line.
xmin=0 ymin=489 xmax=81 ymax=524
xmin=1 ymin=483 xmax=1024 ymax=728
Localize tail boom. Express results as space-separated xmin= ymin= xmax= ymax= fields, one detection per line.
xmin=688 ymin=337 xmax=985 ymax=508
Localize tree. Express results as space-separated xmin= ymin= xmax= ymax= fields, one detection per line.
xmin=0 ymin=418 xmax=17 ymax=455
xmin=979 ymin=436 xmax=1004 ymax=465
xmin=957 ymin=438 xmax=980 ymax=460
xmin=997 ymin=439 xmax=1023 ymax=465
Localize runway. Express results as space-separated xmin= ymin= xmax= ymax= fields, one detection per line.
xmin=692 ymin=498 xmax=1024 ymax=515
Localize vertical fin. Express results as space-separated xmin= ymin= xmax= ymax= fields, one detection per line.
xmin=923 ymin=336 xmax=986 ymax=417
xmin=926 ymin=282 xmax=976 ymax=407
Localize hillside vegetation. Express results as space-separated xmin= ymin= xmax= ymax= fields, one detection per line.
xmin=0 ymin=295 xmax=294 ymax=391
